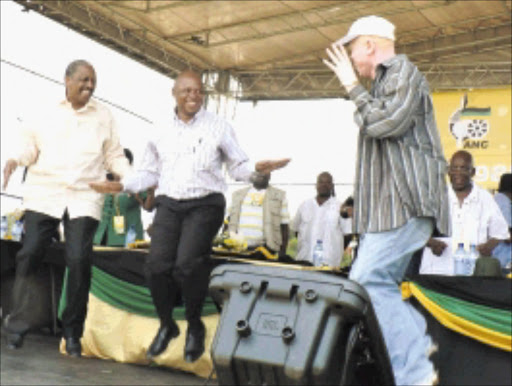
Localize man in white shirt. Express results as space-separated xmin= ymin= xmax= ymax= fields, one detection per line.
xmin=227 ymin=172 xmax=290 ymax=256
xmin=2 ymin=60 xmax=130 ymax=356
xmin=291 ymin=172 xmax=344 ymax=268
xmin=89 ymin=70 xmax=290 ymax=363
xmin=420 ymin=150 xmax=509 ymax=275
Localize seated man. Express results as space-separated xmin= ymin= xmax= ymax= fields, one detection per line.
xmin=340 ymin=195 xmax=354 ymax=250
xmin=227 ymin=172 xmax=289 ymax=257
xmin=291 ymin=172 xmax=344 ymax=268
xmin=420 ymin=151 xmax=509 ymax=275
xmin=493 ymin=173 xmax=512 ymax=269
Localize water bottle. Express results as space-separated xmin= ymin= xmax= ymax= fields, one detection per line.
xmin=453 ymin=242 xmax=466 ymax=275
xmin=312 ymin=239 xmax=324 ymax=266
xmin=348 ymin=235 xmax=358 ymax=262
xmin=0 ymin=216 xmax=7 ymax=239
xmin=124 ymin=224 xmax=137 ymax=248
xmin=11 ymin=220 xmax=24 ymax=242
xmin=466 ymin=244 xmax=479 ymax=275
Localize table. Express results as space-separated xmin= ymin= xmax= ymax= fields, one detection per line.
xmin=2 ymin=239 xmax=511 ymax=383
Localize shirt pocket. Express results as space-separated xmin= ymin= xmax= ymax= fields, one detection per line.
xmin=75 ymin=119 xmax=105 ymax=154
xmin=195 ymin=135 xmax=219 ymax=171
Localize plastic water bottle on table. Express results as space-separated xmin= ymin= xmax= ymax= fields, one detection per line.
xmin=125 ymin=224 xmax=137 ymax=248
xmin=453 ymin=242 xmax=466 ymax=275
xmin=312 ymin=239 xmax=324 ymax=267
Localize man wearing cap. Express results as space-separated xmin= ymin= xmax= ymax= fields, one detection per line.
xmin=324 ymin=16 xmax=450 ymax=386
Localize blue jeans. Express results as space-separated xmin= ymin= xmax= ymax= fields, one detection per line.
xmin=493 ymin=242 xmax=512 ymax=269
xmin=349 ymin=217 xmax=434 ymax=386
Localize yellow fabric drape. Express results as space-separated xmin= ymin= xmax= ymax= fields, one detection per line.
xmin=402 ymin=282 xmax=511 ymax=351
xmin=59 ymin=293 xmax=218 ymax=379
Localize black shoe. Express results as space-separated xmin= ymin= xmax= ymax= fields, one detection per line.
xmin=3 ymin=316 xmax=25 ymax=349
xmin=184 ymin=321 xmax=205 ymax=363
xmin=6 ymin=332 xmax=24 ymax=349
xmin=65 ymin=337 xmax=82 ymax=358
xmin=147 ymin=322 xmax=180 ymax=359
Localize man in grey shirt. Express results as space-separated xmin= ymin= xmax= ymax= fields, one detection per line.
xmin=324 ymin=16 xmax=450 ymax=386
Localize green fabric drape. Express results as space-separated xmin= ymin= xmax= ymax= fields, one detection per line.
xmin=418 ymin=283 xmax=511 ymax=336
xmin=58 ymin=266 xmax=219 ymax=320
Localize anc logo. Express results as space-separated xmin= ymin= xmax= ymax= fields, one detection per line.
xmin=449 ymin=94 xmax=491 ymax=149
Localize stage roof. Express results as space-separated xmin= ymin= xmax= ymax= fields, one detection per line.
xmin=14 ymin=0 xmax=512 ymax=100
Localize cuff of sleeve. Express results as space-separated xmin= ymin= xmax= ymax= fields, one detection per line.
xmin=348 ymin=84 xmax=367 ymax=102
xmin=120 ymin=171 xmax=136 ymax=193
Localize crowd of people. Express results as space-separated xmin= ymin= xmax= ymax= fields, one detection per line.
xmin=1 ymin=14 xmax=510 ymax=386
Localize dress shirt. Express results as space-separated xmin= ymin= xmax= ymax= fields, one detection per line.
xmin=348 ymin=54 xmax=450 ymax=237
xmin=237 ymin=187 xmax=290 ymax=247
xmin=291 ymin=197 xmax=344 ymax=267
xmin=420 ymin=183 xmax=510 ymax=275
xmin=123 ymin=109 xmax=255 ymax=199
xmin=10 ymin=99 xmax=130 ymax=221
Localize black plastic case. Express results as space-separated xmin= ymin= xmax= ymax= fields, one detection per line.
xmin=209 ymin=264 xmax=395 ymax=385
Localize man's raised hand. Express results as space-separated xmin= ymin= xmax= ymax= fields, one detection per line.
xmin=3 ymin=160 xmax=18 ymax=190
xmin=255 ymin=158 xmax=291 ymax=174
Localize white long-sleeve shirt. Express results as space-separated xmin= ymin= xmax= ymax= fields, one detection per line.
xmin=420 ymin=183 xmax=509 ymax=275
xmin=9 ymin=99 xmax=130 ymax=220
xmin=123 ymin=109 xmax=255 ymax=199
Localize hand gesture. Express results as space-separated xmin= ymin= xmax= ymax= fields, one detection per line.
xmin=323 ymin=43 xmax=358 ymax=90
xmin=255 ymin=158 xmax=291 ymax=174
xmin=426 ymin=238 xmax=448 ymax=257
xmin=89 ymin=180 xmax=123 ymax=194
xmin=3 ymin=159 xmax=18 ymax=190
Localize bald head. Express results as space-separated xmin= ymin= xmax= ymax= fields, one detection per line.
xmin=172 ymin=70 xmax=204 ymax=122
xmin=450 ymin=150 xmax=474 ymax=167
xmin=174 ymin=70 xmax=202 ymax=90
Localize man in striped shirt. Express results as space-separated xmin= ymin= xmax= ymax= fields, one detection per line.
xmin=324 ymin=16 xmax=450 ymax=386
xmin=89 ymin=70 xmax=290 ymax=363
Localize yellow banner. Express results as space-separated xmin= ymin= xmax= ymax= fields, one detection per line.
xmin=432 ymin=88 xmax=512 ymax=190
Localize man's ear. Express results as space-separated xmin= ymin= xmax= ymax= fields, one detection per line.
xmin=470 ymin=167 xmax=476 ymax=178
xmin=366 ymin=38 xmax=376 ymax=55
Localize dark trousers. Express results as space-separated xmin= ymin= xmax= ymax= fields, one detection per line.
xmin=145 ymin=194 xmax=225 ymax=328
xmin=7 ymin=210 xmax=98 ymax=339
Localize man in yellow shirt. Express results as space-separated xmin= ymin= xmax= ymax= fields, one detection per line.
xmin=2 ymin=60 xmax=130 ymax=357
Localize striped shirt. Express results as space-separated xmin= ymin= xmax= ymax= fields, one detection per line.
xmin=348 ymin=54 xmax=450 ymax=236
xmin=123 ymin=109 xmax=255 ymax=199
xmin=237 ymin=187 xmax=290 ymax=247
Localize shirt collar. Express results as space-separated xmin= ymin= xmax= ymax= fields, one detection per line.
xmin=60 ymin=98 xmax=97 ymax=113
xmin=449 ymin=182 xmax=479 ymax=204
xmin=375 ymin=54 xmax=406 ymax=79
xmin=173 ymin=107 xmax=206 ymax=126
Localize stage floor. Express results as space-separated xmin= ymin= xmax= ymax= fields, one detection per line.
xmin=0 ymin=328 xmax=215 ymax=386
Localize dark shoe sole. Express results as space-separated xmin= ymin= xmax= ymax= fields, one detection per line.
xmin=184 ymin=348 xmax=204 ymax=363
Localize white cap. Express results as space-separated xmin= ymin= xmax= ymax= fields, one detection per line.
xmin=337 ymin=15 xmax=395 ymax=46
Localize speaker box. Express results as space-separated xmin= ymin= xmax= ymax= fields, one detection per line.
xmin=209 ymin=264 xmax=395 ymax=385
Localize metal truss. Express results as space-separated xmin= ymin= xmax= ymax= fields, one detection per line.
xmin=12 ymin=0 xmax=512 ymax=101
xmin=12 ymin=0 xmax=205 ymax=77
